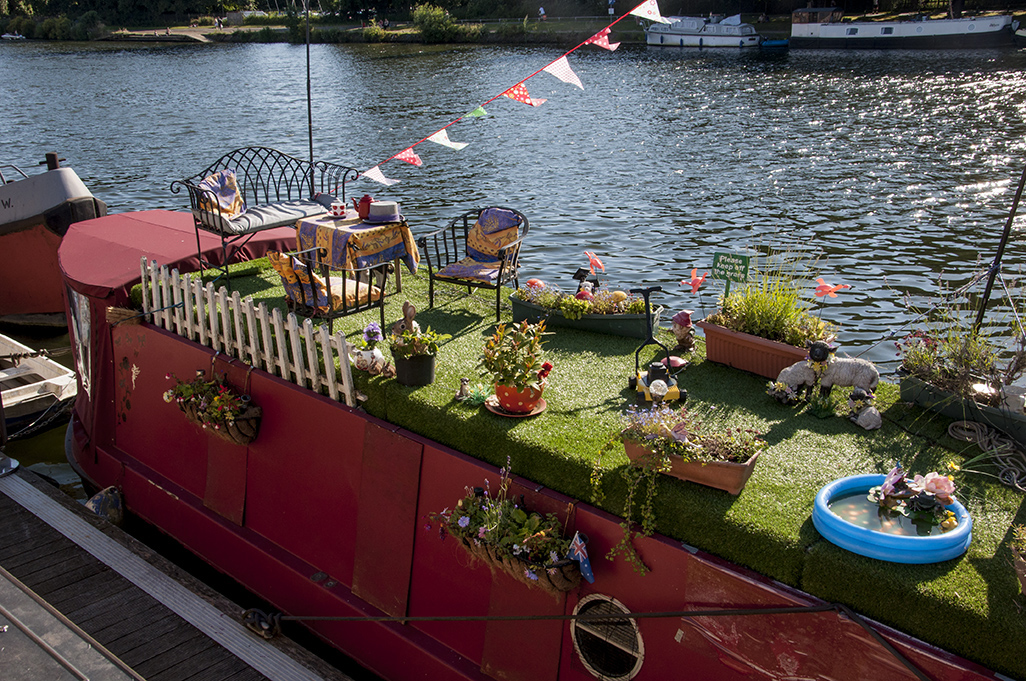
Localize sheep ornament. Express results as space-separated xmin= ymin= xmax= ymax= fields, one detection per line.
xmin=768 ymin=341 xmax=880 ymax=405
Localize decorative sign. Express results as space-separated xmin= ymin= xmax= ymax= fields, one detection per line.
xmin=712 ymin=253 xmax=750 ymax=283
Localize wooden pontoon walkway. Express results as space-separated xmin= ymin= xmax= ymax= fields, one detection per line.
xmin=0 ymin=468 xmax=353 ymax=681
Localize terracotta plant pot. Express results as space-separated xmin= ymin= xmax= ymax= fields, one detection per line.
xmin=696 ymin=321 xmax=809 ymax=380
xmin=394 ymin=353 xmax=436 ymax=387
xmin=623 ymin=441 xmax=759 ymax=495
xmin=495 ymin=384 xmax=544 ymax=414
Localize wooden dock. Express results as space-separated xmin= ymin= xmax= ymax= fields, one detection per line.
xmin=0 ymin=468 xmax=354 ymax=681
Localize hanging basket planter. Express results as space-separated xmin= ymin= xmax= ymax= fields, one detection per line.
xmin=457 ymin=536 xmax=582 ymax=596
xmin=182 ymin=401 xmax=262 ymax=446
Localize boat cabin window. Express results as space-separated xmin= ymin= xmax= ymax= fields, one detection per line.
xmin=881 ymin=26 xmax=894 ymax=34
xmin=846 ymin=27 xmax=858 ymax=35
xmin=67 ymin=287 xmax=92 ymax=398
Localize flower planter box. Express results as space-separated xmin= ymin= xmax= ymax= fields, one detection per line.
xmin=696 ymin=321 xmax=809 ymax=380
xmin=510 ymin=295 xmax=662 ymax=340
xmin=623 ymin=441 xmax=759 ymax=495
xmin=899 ymin=375 xmax=1026 ymax=449
xmin=457 ymin=536 xmax=582 ymax=596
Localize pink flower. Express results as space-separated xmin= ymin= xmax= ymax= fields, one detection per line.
xmin=915 ymin=472 xmax=956 ymax=504
xmin=880 ymin=464 xmax=904 ymax=498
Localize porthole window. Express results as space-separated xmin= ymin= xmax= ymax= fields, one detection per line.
xmin=571 ymin=594 xmax=644 ymax=680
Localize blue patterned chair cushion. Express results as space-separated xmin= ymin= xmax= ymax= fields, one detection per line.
xmin=436 ymin=257 xmax=501 ymax=283
xmin=466 ymin=207 xmax=521 ymax=263
xmin=197 ymin=169 xmax=246 ymax=218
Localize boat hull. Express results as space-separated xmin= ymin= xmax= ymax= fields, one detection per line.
xmin=790 ymin=15 xmax=1014 ymax=49
xmin=62 ymin=316 xmax=1005 ymax=681
xmin=0 ymin=167 xmax=106 ymax=323
xmin=646 ymin=33 xmax=760 ymax=47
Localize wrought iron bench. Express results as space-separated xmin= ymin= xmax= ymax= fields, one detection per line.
xmin=170 ymin=147 xmax=360 ymax=283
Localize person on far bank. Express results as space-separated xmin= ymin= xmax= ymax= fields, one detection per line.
xmin=539 ymin=6 xmax=546 ymax=20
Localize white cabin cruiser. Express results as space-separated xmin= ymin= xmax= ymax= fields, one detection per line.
xmin=0 ymin=333 xmax=76 ymax=436
xmin=645 ymin=14 xmax=762 ymax=48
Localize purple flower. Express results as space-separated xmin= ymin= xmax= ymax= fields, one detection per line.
xmin=524 ymin=569 xmax=538 ymax=581
xmin=477 ymin=527 xmax=487 ymax=539
xmin=457 ymin=516 xmax=470 ymax=528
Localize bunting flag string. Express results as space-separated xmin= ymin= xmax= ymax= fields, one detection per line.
xmin=427 ymin=129 xmax=468 ymax=150
xmin=502 ymin=82 xmax=547 ymax=107
xmin=395 ymin=147 xmax=423 ymax=166
xmin=356 ymin=0 xmax=663 ymax=186
xmin=583 ymin=27 xmax=620 ymax=51
xmin=542 ymin=56 xmax=584 ymax=89
xmin=629 ymin=0 xmax=672 ymax=23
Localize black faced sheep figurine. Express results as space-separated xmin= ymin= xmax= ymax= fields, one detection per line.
xmin=813 ymin=344 xmax=880 ymax=398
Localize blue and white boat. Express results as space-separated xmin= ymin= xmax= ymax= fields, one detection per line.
xmin=645 ymin=14 xmax=762 ymax=48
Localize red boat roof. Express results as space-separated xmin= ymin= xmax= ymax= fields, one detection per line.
xmin=59 ymin=210 xmax=294 ymax=301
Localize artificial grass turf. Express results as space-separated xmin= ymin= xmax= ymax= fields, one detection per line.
xmin=173 ymin=260 xmax=1026 ymax=679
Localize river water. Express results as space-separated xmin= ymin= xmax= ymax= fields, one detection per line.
xmin=3 ymin=38 xmax=1026 ymax=469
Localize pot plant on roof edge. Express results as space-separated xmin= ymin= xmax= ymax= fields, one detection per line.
xmin=894 ymin=281 xmax=1026 ymax=449
xmin=480 ymin=319 xmax=552 ymax=415
xmin=592 ymin=403 xmax=766 ymax=573
xmin=694 ymin=249 xmax=839 ymax=379
xmin=388 ymin=303 xmax=451 ymax=387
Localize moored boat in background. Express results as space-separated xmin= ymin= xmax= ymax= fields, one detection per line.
xmin=645 ymin=14 xmax=762 ymax=48
xmin=790 ymin=7 xmax=1016 ymax=49
xmin=1 ymin=332 xmax=76 ymax=437
xmin=0 ymin=153 xmax=107 ymax=328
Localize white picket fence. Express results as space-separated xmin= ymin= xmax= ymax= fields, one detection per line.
xmin=138 ymin=258 xmax=357 ymax=406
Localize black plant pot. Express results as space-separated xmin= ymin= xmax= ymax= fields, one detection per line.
xmin=394 ymin=354 xmax=436 ymax=387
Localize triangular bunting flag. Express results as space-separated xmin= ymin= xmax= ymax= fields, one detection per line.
xmin=463 ymin=106 xmax=488 ymax=119
xmin=502 ymin=83 xmax=546 ymax=107
xmin=584 ymin=27 xmax=620 ymax=51
xmin=362 ymin=165 xmax=400 ymax=186
xmin=629 ymin=0 xmax=672 ymax=23
xmin=427 ymin=129 xmax=468 ymax=151
xmin=395 ymin=147 xmax=422 ymax=167
xmin=543 ymin=56 xmax=583 ymax=90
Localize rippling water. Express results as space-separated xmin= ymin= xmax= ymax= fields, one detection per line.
xmin=4 ymin=40 xmax=1026 ymax=368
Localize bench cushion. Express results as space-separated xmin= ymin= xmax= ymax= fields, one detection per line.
xmin=194 ymin=198 xmax=331 ymax=236
xmin=196 ymin=169 xmax=247 ymax=218
xmin=268 ymin=251 xmax=381 ymax=312
xmin=466 ymin=207 xmax=521 ymax=262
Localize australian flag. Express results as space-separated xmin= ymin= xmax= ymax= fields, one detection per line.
xmin=567 ymin=531 xmax=595 ymax=583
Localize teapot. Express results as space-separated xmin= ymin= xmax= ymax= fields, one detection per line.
xmin=353 ymin=194 xmax=374 ymax=220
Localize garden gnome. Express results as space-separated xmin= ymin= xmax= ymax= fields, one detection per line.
xmin=671 ymin=310 xmax=695 ymax=353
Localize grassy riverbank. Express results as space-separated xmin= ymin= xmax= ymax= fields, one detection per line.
xmin=162 ymin=259 xmax=1026 ymax=680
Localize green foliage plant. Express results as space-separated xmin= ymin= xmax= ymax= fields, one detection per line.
xmin=894 ymin=278 xmax=1026 ymax=402
xmin=705 ymin=248 xmax=836 ymax=347
xmin=413 ymin=3 xmax=480 ymax=43
xmin=593 ymin=404 xmax=766 ymax=574
xmin=514 ymin=284 xmax=645 ymax=320
xmin=426 ymin=458 xmax=573 ymax=576
xmin=389 ymin=326 xmax=451 ymax=359
xmin=479 ymin=320 xmax=550 ymax=392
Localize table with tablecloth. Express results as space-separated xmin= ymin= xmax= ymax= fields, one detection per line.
xmin=296 ymin=210 xmax=420 ymax=290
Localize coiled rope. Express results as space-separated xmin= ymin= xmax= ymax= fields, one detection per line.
xmin=947 ymin=420 xmax=1026 ymax=493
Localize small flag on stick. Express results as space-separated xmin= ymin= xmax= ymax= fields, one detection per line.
xmin=567 ymin=532 xmax=594 ymax=583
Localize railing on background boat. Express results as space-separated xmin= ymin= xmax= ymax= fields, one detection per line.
xmin=138 ymin=258 xmax=357 ymax=407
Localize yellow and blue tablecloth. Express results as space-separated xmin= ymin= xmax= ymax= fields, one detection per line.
xmin=296 ymin=212 xmax=420 ymax=274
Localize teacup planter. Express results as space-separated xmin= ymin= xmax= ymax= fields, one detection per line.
xmin=813 ymin=474 xmax=972 ymax=564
